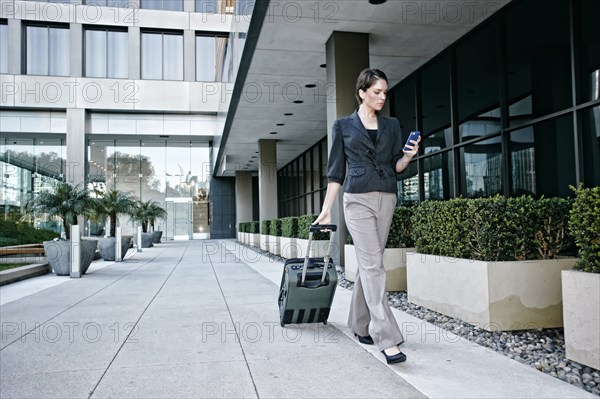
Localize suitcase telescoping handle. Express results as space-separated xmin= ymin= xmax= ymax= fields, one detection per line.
xmin=301 ymin=224 xmax=337 ymax=285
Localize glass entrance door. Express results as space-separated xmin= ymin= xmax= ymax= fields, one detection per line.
xmin=165 ymin=198 xmax=193 ymax=240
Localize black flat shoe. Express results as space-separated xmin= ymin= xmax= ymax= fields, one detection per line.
xmin=381 ymin=350 xmax=407 ymax=364
xmin=354 ymin=333 xmax=374 ymax=345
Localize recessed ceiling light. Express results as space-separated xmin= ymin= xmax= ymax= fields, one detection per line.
xmin=251 ymin=156 xmax=257 ymax=158
xmin=284 ymin=113 xmax=293 ymax=116
xmin=369 ymin=0 xmax=387 ymax=4
xmin=305 ymin=84 xmax=317 ymax=88
xmin=270 ymin=132 xmax=278 ymax=135
xmin=276 ymin=123 xmax=285 ymax=126
xmin=320 ymin=64 xmax=326 ymax=68
xmin=293 ymin=100 xmax=303 ymax=104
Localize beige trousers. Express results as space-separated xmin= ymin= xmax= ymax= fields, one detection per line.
xmin=344 ymin=191 xmax=405 ymax=350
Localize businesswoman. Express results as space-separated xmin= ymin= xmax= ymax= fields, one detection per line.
xmin=314 ymin=68 xmax=420 ymax=364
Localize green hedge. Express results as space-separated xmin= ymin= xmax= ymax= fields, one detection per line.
xmin=346 ymin=206 xmax=415 ymax=248
xmin=238 ymin=222 xmax=247 ymax=233
xmin=569 ymin=185 xmax=600 ymax=273
xmin=270 ymin=219 xmax=282 ymax=236
xmin=261 ymin=219 xmax=271 ymax=235
xmin=412 ymin=195 xmax=573 ymax=261
xmin=280 ymin=217 xmax=299 ymax=238
xmin=0 ymin=220 xmax=60 ymax=247
xmin=297 ymin=214 xmax=328 ymax=240
xmin=248 ymin=221 xmax=260 ymax=234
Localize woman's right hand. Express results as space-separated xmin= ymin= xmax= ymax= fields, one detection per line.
xmin=313 ymin=210 xmax=331 ymax=226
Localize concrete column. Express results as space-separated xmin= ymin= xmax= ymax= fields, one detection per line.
xmin=8 ymin=19 xmax=21 ymax=74
xmin=70 ymin=23 xmax=82 ymax=78
xmin=258 ymin=139 xmax=277 ymax=232
xmin=129 ymin=26 xmax=140 ymax=80
xmin=66 ymin=108 xmax=86 ymax=186
xmin=325 ymin=31 xmax=369 ymax=266
xmin=184 ymin=29 xmax=195 ymax=82
xmin=235 ymin=171 xmax=253 ymax=226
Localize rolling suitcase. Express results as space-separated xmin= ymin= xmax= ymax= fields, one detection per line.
xmin=278 ymin=224 xmax=338 ymax=327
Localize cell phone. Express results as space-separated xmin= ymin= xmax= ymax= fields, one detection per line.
xmin=403 ymin=131 xmax=421 ymax=152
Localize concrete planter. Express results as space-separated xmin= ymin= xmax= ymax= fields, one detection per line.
xmin=562 ymin=270 xmax=600 ymax=370
xmin=249 ymin=233 xmax=260 ymax=247
xmin=97 ymin=236 xmax=132 ymax=261
xmin=133 ymin=232 xmax=155 ymax=248
xmin=269 ymin=235 xmax=280 ymax=256
xmin=344 ymin=245 xmax=413 ymax=291
xmin=280 ymin=237 xmax=299 ymax=259
xmin=152 ymin=231 xmax=163 ymax=244
xmin=406 ymin=253 xmax=577 ymax=331
xmin=43 ymin=239 xmax=98 ymax=276
xmin=260 ymin=234 xmax=270 ymax=251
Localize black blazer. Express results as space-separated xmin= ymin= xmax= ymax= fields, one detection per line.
xmin=327 ymin=111 xmax=404 ymax=194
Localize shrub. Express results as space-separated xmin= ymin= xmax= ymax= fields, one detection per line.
xmin=412 ymin=195 xmax=573 ymax=261
xmin=568 ymin=185 xmax=600 ymax=273
xmin=261 ymin=219 xmax=271 ymax=235
xmin=297 ymin=214 xmax=328 ymax=240
xmin=346 ymin=206 xmax=415 ymax=248
xmin=270 ymin=219 xmax=282 ymax=236
xmin=238 ymin=222 xmax=248 ymax=233
xmin=280 ymin=217 xmax=299 ymax=238
xmin=0 ymin=220 xmax=60 ymax=247
xmin=249 ymin=221 xmax=260 ymax=234
xmin=387 ymin=206 xmax=415 ymax=248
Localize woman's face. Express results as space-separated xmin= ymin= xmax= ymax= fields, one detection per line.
xmin=360 ymin=78 xmax=388 ymax=111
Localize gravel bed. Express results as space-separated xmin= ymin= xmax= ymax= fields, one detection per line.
xmin=238 ymin=243 xmax=599 ymax=396
xmin=338 ymin=273 xmax=600 ymax=396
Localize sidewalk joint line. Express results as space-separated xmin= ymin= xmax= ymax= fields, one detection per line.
xmin=87 ymin=242 xmax=191 ymax=399
xmin=0 ymin=246 xmax=170 ymax=352
xmin=207 ymin=241 xmax=261 ymax=399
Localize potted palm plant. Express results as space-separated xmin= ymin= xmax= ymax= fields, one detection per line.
xmin=132 ymin=200 xmax=167 ymax=247
xmin=24 ymin=181 xmax=97 ymax=276
xmin=95 ymin=189 xmax=136 ymax=261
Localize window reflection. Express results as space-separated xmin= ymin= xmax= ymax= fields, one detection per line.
xmin=579 ymin=0 xmax=600 ymax=104
xmin=397 ymin=161 xmax=418 ymax=205
xmin=460 ymin=135 xmax=502 ymax=198
xmin=509 ymin=127 xmax=536 ymax=196
xmin=580 ymin=106 xmax=600 ymax=187
xmin=423 ymin=152 xmax=452 ymax=200
xmin=456 ymin=21 xmax=500 ymax=140
xmin=506 ymin=0 xmax=571 ymax=125
xmin=141 ymin=32 xmax=183 ymax=81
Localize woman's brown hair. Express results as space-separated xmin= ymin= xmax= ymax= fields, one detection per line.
xmin=355 ymin=68 xmax=388 ymax=105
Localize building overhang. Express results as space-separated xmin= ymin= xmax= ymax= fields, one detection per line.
xmin=215 ymin=0 xmax=512 ymax=177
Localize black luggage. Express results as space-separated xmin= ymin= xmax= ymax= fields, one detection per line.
xmin=278 ymin=224 xmax=338 ymax=327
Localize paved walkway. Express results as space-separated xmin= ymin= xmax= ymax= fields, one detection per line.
xmin=0 ymin=240 xmax=594 ymax=398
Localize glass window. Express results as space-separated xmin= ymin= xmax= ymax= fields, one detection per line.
xmin=141 ymin=0 xmax=183 ymax=11
xmin=421 ymin=54 xmax=451 ymax=137
xmin=506 ymin=0 xmax=571 ymax=126
xmin=26 ymin=25 xmax=70 ymax=76
xmin=84 ymin=0 xmax=130 ymax=6
xmin=196 ymin=35 xmax=228 ymax=82
xmin=508 ymin=127 xmax=536 ymax=196
xmin=141 ymin=32 xmax=183 ymax=80
xmin=423 ymin=151 xmax=452 ymax=200
xmin=1 ymin=22 xmax=7 ymax=74
xmin=391 ymin=78 xmax=416 ymax=141
xmin=456 ymin=21 xmax=500 ymax=141
xmin=578 ymin=0 xmax=600 ymax=104
xmin=580 ymin=106 xmax=600 ymax=187
xmin=196 ymin=0 xmax=218 ymax=13
xmin=86 ymin=29 xmax=128 ymax=78
xmin=397 ymin=161 xmax=418 ymax=205
xmin=113 ymin=140 xmax=141 ymax=194
xmin=460 ymin=135 xmax=503 ymax=198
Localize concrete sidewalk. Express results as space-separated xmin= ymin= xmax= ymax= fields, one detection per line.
xmin=0 ymin=240 xmax=594 ymax=398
